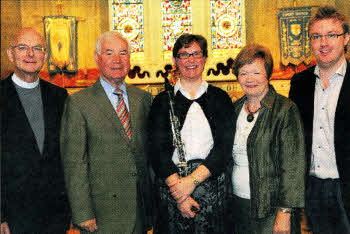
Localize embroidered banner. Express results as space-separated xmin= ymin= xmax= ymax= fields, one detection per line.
xmin=43 ymin=16 xmax=77 ymax=74
xmin=278 ymin=7 xmax=311 ymax=66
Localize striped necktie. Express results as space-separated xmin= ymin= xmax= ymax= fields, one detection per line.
xmin=114 ymin=88 xmax=131 ymax=138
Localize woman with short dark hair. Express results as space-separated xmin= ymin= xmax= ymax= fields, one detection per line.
xmin=148 ymin=34 xmax=234 ymax=233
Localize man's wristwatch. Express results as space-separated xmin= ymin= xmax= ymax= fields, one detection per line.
xmin=279 ymin=207 xmax=293 ymax=213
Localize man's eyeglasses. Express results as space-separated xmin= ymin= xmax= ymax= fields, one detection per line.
xmin=310 ymin=32 xmax=346 ymax=41
xmin=177 ymin=51 xmax=203 ymax=59
xmin=11 ymin=45 xmax=46 ymax=53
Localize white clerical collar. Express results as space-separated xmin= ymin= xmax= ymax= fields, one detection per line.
xmin=174 ymin=79 xmax=208 ymax=100
xmin=12 ymin=73 xmax=39 ymax=89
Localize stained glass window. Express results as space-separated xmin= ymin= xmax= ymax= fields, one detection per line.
xmin=161 ymin=0 xmax=192 ymax=51
xmin=210 ymin=0 xmax=243 ymax=50
xmin=111 ymin=0 xmax=144 ymax=53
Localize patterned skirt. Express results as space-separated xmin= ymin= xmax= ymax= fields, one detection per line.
xmin=154 ymin=160 xmax=229 ymax=234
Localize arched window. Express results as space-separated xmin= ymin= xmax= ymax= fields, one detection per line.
xmin=210 ymin=0 xmax=244 ymax=50
xmin=161 ymin=0 xmax=192 ymax=52
xmin=109 ymin=0 xmax=245 ymax=83
xmin=110 ymin=0 xmax=144 ymax=53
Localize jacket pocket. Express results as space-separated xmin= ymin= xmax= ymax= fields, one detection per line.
xmin=91 ymin=192 xmax=119 ymax=223
xmin=254 ymin=176 xmax=279 ymax=218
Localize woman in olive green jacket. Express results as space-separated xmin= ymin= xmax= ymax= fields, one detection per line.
xmin=228 ymin=44 xmax=306 ymax=234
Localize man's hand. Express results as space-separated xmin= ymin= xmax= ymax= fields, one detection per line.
xmin=177 ymin=197 xmax=200 ymax=219
xmin=79 ymin=218 xmax=97 ymax=232
xmin=273 ymin=209 xmax=291 ymax=234
xmin=169 ymin=176 xmax=196 ymax=203
xmin=1 ymin=222 xmax=10 ymax=234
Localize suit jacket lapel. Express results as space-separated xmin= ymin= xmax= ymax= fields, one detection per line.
xmin=302 ymin=68 xmax=316 ymax=161
xmin=6 ymin=77 xmax=20 ymax=104
xmin=309 ymin=69 xmax=316 ymax=128
xmin=40 ymin=80 xmax=51 ymax=158
xmin=90 ymin=80 xmax=132 ymax=144
xmin=334 ymin=61 xmax=350 ymax=144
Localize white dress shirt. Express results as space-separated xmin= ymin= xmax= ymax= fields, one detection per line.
xmin=310 ymin=60 xmax=347 ymax=179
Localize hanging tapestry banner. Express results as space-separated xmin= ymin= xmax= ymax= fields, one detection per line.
xmin=278 ymin=7 xmax=311 ymax=66
xmin=43 ymin=16 xmax=77 ymax=74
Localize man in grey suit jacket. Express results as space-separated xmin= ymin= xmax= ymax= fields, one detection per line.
xmin=60 ymin=31 xmax=153 ymax=233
